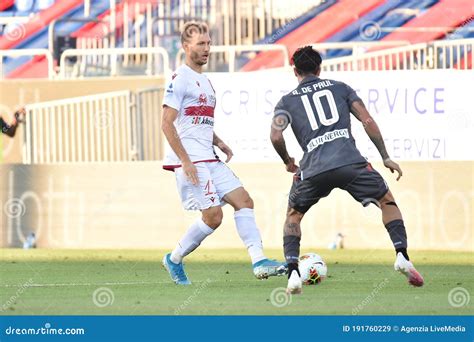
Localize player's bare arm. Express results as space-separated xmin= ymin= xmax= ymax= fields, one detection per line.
xmin=350 ymin=100 xmax=403 ymax=181
xmin=270 ymin=115 xmax=298 ymax=173
xmin=212 ymin=132 xmax=233 ymax=162
xmin=161 ymin=105 xmax=199 ymax=184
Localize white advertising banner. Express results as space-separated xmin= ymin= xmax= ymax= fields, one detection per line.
xmin=206 ymin=70 xmax=473 ymax=162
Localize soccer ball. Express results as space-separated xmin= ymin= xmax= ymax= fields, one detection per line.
xmin=299 ymin=253 xmax=327 ymax=285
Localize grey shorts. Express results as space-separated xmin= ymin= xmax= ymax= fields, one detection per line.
xmin=289 ymin=162 xmax=389 ymax=213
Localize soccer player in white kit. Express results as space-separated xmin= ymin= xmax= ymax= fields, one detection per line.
xmin=161 ymin=21 xmax=286 ymax=285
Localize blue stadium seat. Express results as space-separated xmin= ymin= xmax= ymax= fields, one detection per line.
xmin=446 ymin=20 xmax=474 ymax=39
xmin=439 ymin=20 xmax=474 ymax=67
xmin=325 ymin=0 xmax=439 ymax=58
xmin=2 ymin=0 xmax=109 ymax=77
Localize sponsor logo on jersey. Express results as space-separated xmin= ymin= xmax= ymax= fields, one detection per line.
xmin=191 ymin=116 xmax=214 ymax=126
xmin=198 ymin=93 xmax=207 ymax=105
xmin=307 ymin=128 xmax=349 ymax=152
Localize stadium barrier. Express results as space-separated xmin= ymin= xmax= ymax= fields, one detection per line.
xmin=311 ymin=40 xmax=410 ymax=57
xmin=22 ymin=88 xmax=164 ymax=164
xmin=0 ymin=70 xmax=471 ymax=251
xmin=59 ymin=47 xmax=170 ymax=79
xmin=23 ymin=91 xmax=135 ymax=163
xmin=0 ymin=161 xmax=471 ymax=251
xmin=321 ymin=38 xmax=474 ymax=71
xmin=136 ymin=88 xmax=165 ymax=160
xmin=0 ymin=77 xmax=165 ymax=163
xmin=2 ymin=38 xmax=472 ymax=81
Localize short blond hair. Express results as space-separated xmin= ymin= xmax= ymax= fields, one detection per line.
xmin=181 ymin=21 xmax=209 ymax=44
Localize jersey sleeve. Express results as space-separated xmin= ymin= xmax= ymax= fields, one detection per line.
xmin=163 ymin=73 xmax=186 ymax=111
xmin=273 ymin=97 xmax=290 ymax=120
xmin=344 ymin=83 xmax=362 ymax=105
xmin=272 ymin=97 xmax=292 ymax=130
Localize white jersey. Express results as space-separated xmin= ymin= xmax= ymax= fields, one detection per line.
xmin=162 ymin=64 xmax=218 ymax=170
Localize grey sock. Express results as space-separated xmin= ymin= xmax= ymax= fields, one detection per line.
xmin=385 ymin=219 xmax=408 ymax=250
xmin=283 ymin=235 xmax=301 ymax=265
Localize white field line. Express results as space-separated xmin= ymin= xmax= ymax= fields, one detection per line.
xmin=0 ymin=281 xmax=184 ymax=288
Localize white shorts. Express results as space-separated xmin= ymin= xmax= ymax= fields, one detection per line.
xmin=175 ymin=161 xmax=243 ymax=210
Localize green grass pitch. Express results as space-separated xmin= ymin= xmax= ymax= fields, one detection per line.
xmin=0 ymin=249 xmax=472 ymax=315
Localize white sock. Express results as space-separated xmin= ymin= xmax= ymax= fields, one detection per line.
xmin=234 ymin=208 xmax=266 ymax=264
xmin=170 ymin=218 xmax=214 ymax=264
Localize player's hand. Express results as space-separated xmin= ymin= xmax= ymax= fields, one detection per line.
xmin=217 ymin=142 xmax=233 ymax=163
xmin=383 ymin=158 xmax=403 ymax=181
xmin=182 ymin=160 xmax=199 ymax=185
xmin=14 ymin=107 xmax=26 ymax=124
xmin=285 ymin=157 xmax=299 ymax=173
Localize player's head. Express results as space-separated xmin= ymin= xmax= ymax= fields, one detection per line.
xmin=181 ymin=21 xmax=211 ymax=67
xmin=291 ymin=46 xmax=322 ymax=79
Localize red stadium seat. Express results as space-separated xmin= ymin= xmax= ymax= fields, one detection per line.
xmin=0 ymin=0 xmax=15 ymax=11
xmin=242 ymin=0 xmax=385 ymax=71
xmin=371 ymin=0 xmax=474 ymax=48
xmin=0 ymin=0 xmax=82 ymax=50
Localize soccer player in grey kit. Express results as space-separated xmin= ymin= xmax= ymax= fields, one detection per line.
xmin=270 ymin=46 xmax=424 ymax=294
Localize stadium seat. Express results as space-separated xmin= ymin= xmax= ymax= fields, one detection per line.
xmin=242 ymin=0 xmax=385 ymax=71
xmin=3 ymin=0 xmax=109 ymax=78
xmin=372 ymin=0 xmax=474 ymax=47
xmin=325 ymin=0 xmax=439 ymax=58
xmin=0 ymin=0 xmax=15 ymax=11
xmin=446 ymin=20 xmax=474 ymax=40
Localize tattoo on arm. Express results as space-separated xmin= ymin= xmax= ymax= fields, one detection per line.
xmin=370 ymin=135 xmax=389 ymax=160
xmin=351 ymin=100 xmax=373 ymax=127
xmin=284 ymin=222 xmax=301 ymax=237
xmin=351 ymin=100 xmax=389 ymax=160
xmin=271 ymin=133 xmax=291 ymax=164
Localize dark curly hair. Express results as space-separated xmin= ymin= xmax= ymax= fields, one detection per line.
xmin=291 ymin=46 xmax=322 ymax=76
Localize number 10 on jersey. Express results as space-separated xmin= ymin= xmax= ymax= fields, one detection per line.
xmin=301 ymin=90 xmax=340 ymax=130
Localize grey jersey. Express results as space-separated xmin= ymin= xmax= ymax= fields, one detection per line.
xmin=274 ymin=75 xmax=366 ymax=180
